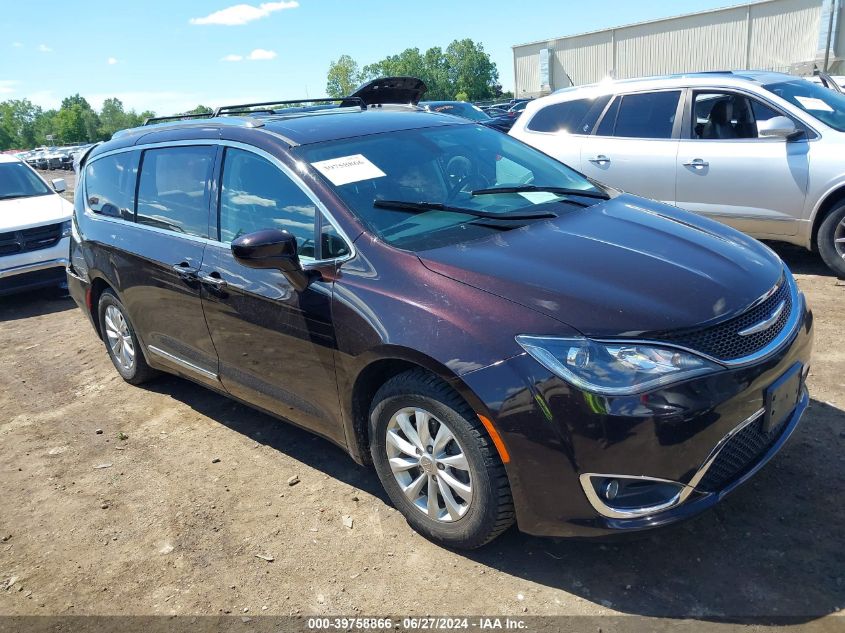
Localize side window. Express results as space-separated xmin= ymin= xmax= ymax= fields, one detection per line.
xmin=85 ymin=152 xmax=138 ymax=220
xmin=136 ymin=146 xmax=215 ymax=238
xmin=611 ymin=91 xmax=681 ymax=139
xmin=526 ymin=95 xmax=611 ymax=134
xmin=219 ymin=148 xmax=319 ymax=258
xmin=320 ymin=220 xmax=350 ymax=259
xmin=691 ymin=92 xmax=789 ymax=140
xmin=595 ymin=96 xmax=620 ymax=136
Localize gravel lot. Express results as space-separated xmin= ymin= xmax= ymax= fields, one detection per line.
xmin=1 ymin=171 xmax=843 ymax=624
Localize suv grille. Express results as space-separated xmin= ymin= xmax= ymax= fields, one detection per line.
xmin=0 ymin=223 xmax=63 ymax=257
xmin=696 ymin=412 xmax=791 ymax=492
xmin=653 ymin=278 xmax=791 ymax=361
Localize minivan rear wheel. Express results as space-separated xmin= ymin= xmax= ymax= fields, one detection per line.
xmin=98 ymin=290 xmax=157 ymax=385
xmin=818 ymin=203 xmax=845 ymax=278
xmin=369 ymin=369 xmax=514 ymax=549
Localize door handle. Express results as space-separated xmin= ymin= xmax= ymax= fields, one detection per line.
xmin=588 ymin=154 xmax=611 ymax=165
xmin=171 ymin=263 xmax=199 ymax=278
xmin=198 ymin=271 xmax=227 ymax=290
xmin=683 ymin=158 xmax=709 ymax=168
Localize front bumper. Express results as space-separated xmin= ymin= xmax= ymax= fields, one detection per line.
xmin=461 ymin=298 xmax=814 ymax=537
xmin=0 ymin=244 xmax=69 ymax=296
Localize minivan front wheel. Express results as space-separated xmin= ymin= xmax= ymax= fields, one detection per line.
xmin=369 ymin=369 xmax=514 ymax=549
xmin=818 ymin=203 xmax=845 ymax=278
xmin=98 ymin=290 xmax=157 ymax=385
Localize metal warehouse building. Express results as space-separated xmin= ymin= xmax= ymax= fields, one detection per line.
xmin=512 ymin=0 xmax=843 ymax=97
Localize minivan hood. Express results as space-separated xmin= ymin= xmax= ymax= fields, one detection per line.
xmin=418 ymin=195 xmax=784 ymax=337
xmin=0 ymin=193 xmax=72 ymax=232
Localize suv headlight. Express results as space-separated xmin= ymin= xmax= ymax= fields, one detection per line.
xmin=515 ymin=335 xmax=722 ymax=395
xmin=60 ymin=220 xmax=72 ymax=238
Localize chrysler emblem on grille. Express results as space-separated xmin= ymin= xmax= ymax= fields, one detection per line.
xmin=737 ymin=300 xmax=786 ymax=337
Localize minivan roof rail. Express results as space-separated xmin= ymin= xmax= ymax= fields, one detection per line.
xmin=143 ymin=112 xmax=215 ymax=125
xmin=213 ymin=96 xmax=366 ymax=117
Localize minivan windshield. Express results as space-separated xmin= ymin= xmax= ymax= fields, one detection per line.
xmin=763 ymin=79 xmax=845 ymax=131
xmin=0 ymin=161 xmax=53 ymax=201
xmin=296 ymin=123 xmax=609 ymax=251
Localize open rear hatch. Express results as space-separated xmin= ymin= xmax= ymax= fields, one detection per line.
xmin=342 ymin=76 xmax=428 ymax=107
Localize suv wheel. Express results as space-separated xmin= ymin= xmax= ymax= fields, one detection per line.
xmin=98 ymin=290 xmax=157 ymax=384
xmin=369 ymin=369 xmax=514 ymax=549
xmin=818 ymin=203 xmax=845 ymax=278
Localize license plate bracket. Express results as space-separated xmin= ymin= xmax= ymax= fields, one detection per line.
xmin=763 ymin=363 xmax=802 ymax=434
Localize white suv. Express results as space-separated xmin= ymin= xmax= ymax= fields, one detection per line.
xmin=510 ymin=71 xmax=845 ymax=276
xmin=0 ymin=155 xmax=73 ymax=295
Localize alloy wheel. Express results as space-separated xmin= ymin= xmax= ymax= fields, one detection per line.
xmin=103 ymin=304 xmax=135 ymax=372
xmin=385 ymin=407 xmax=472 ymax=522
xmin=835 ymin=217 xmax=845 ymax=261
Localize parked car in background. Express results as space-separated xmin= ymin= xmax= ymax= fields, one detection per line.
xmin=420 ymin=101 xmax=491 ymax=122
xmin=483 ymin=99 xmax=533 ymax=133
xmin=511 ymin=71 xmax=845 ymax=276
xmin=68 ymin=81 xmax=811 ymax=548
xmin=0 ymin=155 xmax=73 ymax=295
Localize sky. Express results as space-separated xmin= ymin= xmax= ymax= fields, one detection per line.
xmin=1 ymin=0 xmax=741 ymax=115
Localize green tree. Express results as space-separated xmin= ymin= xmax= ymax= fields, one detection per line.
xmin=55 ymin=104 xmax=88 ymax=143
xmin=99 ymin=97 xmax=128 ymax=139
xmin=186 ymin=105 xmax=213 ymax=114
xmin=0 ymin=99 xmax=42 ymax=149
xmin=326 ymin=55 xmax=361 ymax=98
xmin=444 ymin=39 xmax=499 ymax=101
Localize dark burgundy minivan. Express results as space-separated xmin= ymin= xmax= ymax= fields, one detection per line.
xmin=68 ymin=81 xmax=813 ymax=548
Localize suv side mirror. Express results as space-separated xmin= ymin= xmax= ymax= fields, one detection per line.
xmin=51 ymin=178 xmax=67 ymax=193
xmin=758 ymin=116 xmax=799 ymax=140
xmin=231 ymin=229 xmax=315 ymax=291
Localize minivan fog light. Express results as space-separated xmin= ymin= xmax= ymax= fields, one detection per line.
xmin=581 ymin=474 xmax=685 ymax=519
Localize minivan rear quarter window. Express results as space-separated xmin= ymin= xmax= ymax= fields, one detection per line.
xmin=85 ymin=152 xmax=138 ymax=220
xmin=603 ymin=91 xmax=681 ymax=139
xmin=527 ymin=95 xmax=611 ymax=134
xmin=136 ymin=146 xmax=216 ymax=238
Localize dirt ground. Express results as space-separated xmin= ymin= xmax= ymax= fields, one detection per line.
xmin=1 ymin=170 xmax=843 ymax=624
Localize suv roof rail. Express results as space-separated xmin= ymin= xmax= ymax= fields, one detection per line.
xmin=143 ymin=112 xmax=214 ymax=125
xmin=213 ymin=97 xmax=366 ymax=117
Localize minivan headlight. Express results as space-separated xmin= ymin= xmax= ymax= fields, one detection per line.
xmin=515 ymin=335 xmax=722 ymax=395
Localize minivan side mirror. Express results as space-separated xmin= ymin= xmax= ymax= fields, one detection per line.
xmin=231 ymin=229 xmax=315 ymax=291
xmin=51 ymin=178 xmax=67 ymax=193
xmin=758 ymin=116 xmax=799 ymax=140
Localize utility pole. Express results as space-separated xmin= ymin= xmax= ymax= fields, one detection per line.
xmin=823 ymin=0 xmax=836 ymax=72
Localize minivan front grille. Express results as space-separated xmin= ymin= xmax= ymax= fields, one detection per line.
xmin=696 ymin=410 xmax=791 ymax=492
xmin=0 ymin=223 xmax=63 ymax=257
xmin=653 ymin=277 xmax=792 ymax=361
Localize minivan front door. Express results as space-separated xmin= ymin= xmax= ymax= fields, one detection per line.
xmin=198 ymin=147 xmax=344 ymax=445
xmin=675 ymin=91 xmax=809 ymax=236
xmin=578 ymin=90 xmax=683 ymax=205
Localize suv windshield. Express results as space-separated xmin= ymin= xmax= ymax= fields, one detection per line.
xmin=0 ymin=161 xmax=53 ymax=201
xmin=296 ymin=123 xmax=608 ymax=251
xmin=763 ymin=79 xmax=845 ymax=131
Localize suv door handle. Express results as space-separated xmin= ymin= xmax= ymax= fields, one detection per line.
xmin=172 ymin=263 xmax=199 ymax=278
xmin=683 ymin=158 xmax=709 ymax=168
xmin=588 ymin=155 xmax=611 ymax=165
xmin=198 ymin=271 xmax=227 ymax=289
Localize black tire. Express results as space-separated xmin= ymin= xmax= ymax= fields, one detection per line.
xmin=97 ymin=290 xmax=158 ymax=385
xmin=369 ymin=369 xmax=514 ymax=549
xmin=817 ymin=203 xmax=845 ymax=278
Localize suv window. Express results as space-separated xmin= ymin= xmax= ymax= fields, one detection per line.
xmin=85 ymin=152 xmax=138 ymax=220
xmin=601 ymin=91 xmax=681 ymax=139
xmin=136 ymin=146 xmax=216 ymax=237
xmin=692 ymin=92 xmax=787 ymax=139
xmin=219 ymin=148 xmax=320 ymax=258
xmin=526 ymin=95 xmax=611 ymax=134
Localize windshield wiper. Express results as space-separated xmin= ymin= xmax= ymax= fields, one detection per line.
xmin=373 ymin=199 xmax=557 ymax=220
xmin=470 ymin=185 xmax=610 ymax=200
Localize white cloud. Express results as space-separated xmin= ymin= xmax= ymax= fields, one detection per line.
xmin=12 ymin=42 xmax=23 ymax=48
xmin=247 ymin=48 xmax=277 ymax=60
xmin=0 ymin=80 xmax=18 ymax=95
xmin=221 ymin=54 xmax=244 ymax=62
xmin=190 ymin=1 xmax=298 ymax=26
xmin=37 ymin=44 xmax=52 ymax=53
xmin=107 ymin=57 xmax=118 ymax=65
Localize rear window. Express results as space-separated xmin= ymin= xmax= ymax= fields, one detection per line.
xmin=136 ymin=146 xmax=216 ymax=238
xmin=85 ymin=152 xmax=138 ymax=220
xmin=526 ymin=95 xmax=611 ymax=134
xmin=601 ymin=91 xmax=681 ymax=139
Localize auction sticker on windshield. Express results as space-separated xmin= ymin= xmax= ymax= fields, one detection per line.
xmin=311 ymin=154 xmax=386 ymax=186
